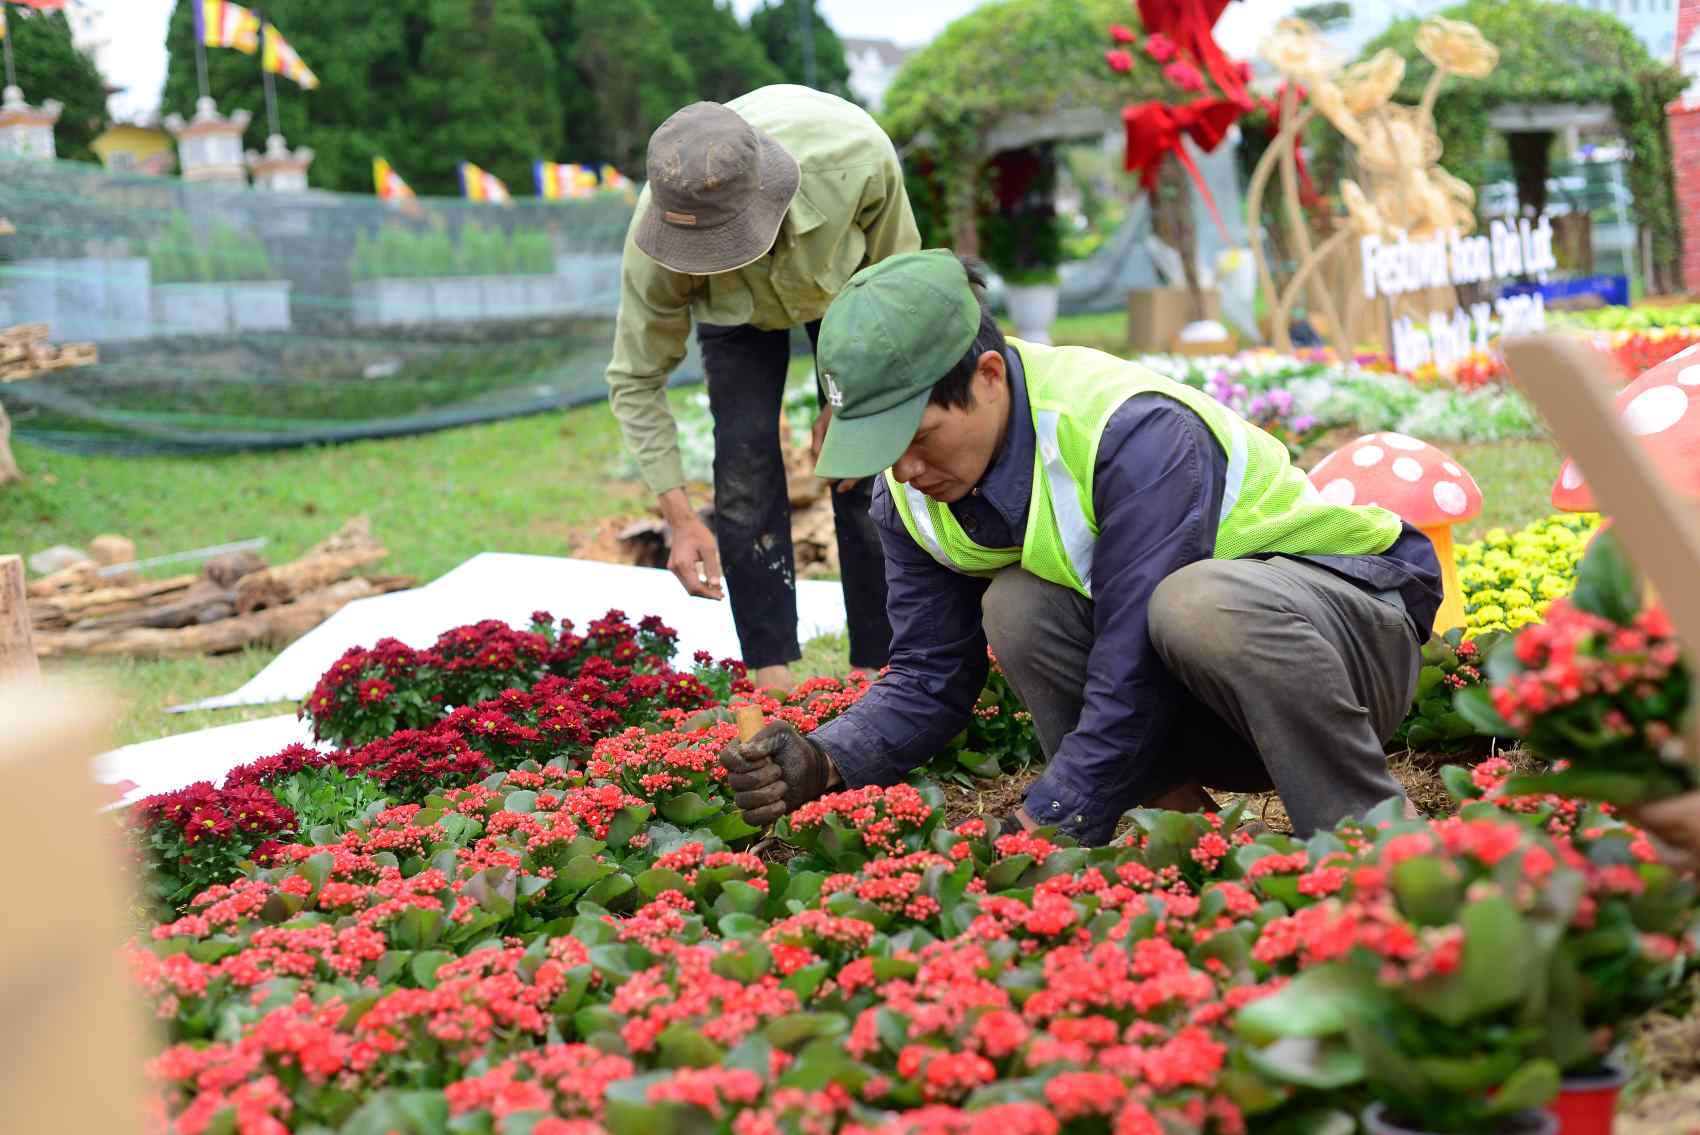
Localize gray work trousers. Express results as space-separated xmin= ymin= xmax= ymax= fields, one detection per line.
xmin=980 ymin=557 xmax=1421 ymax=837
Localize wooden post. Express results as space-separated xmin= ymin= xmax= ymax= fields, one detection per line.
xmin=736 ymin=704 xmax=765 ymax=743
xmin=1502 ymin=334 xmax=1700 ymax=757
xmin=0 ymin=554 xmax=37 ymax=680
xmin=0 ymin=401 xmax=21 ymax=485
xmin=0 ymin=679 xmax=143 ymax=1135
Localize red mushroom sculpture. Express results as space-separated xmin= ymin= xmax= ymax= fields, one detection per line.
xmin=1552 ymin=346 xmax=1700 ymax=512
xmin=1308 ymin=432 xmax=1483 ymax=633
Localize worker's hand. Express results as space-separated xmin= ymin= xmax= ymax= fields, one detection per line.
xmin=659 ymin=489 xmax=723 ymax=600
xmin=1626 ymin=791 xmax=1700 ymax=871
xmin=718 ymin=721 xmax=834 ymax=827
xmin=810 ymin=408 xmax=860 ymax=494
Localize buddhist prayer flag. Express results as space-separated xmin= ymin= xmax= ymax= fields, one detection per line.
xmin=0 ymin=10 xmax=7 ymax=38
xmin=533 ymin=160 xmax=602 ymax=199
xmin=372 ymin=157 xmax=415 ymax=202
xmin=14 ymin=1 xmax=70 ymax=8
xmin=196 ymin=0 xmax=261 ymax=55
xmin=459 ymin=161 xmax=511 ymax=204
xmin=262 ymin=23 xmax=319 ymax=90
xmin=598 ymin=164 xmax=633 ymax=192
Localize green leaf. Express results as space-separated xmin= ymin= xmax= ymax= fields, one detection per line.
xmin=1236 ymin=963 xmax=1380 ymax=1043
xmin=1440 ymin=764 xmax=1480 ymax=803
xmin=410 ymin=950 xmax=454 ymax=989
xmin=985 ymin=854 xmax=1034 ymax=890
xmin=1413 ymin=895 xmax=1533 ymax=1026
xmin=1487 ymin=1059 xmax=1560 ymax=1115
xmin=463 ymin=867 xmax=517 ymax=918
xmin=1417 ymin=666 xmax=1445 ymax=697
xmin=1454 ymin=686 xmax=1514 ymax=737
xmin=606 ymin=804 xmax=653 ymax=850
xmin=958 ymin=749 xmax=1002 ymax=777
xmin=1390 ymin=856 xmax=1463 ymax=925
xmin=659 ymin=791 xmax=720 ymax=825
xmin=710 ymin=941 xmax=773 ymax=984
xmin=762 ymin=1011 xmax=847 ymax=1050
xmin=778 ymin=1037 xmax=874 ymax=1093
xmin=1504 ymin=768 xmax=1664 ymax=808
xmin=584 ymin=872 xmax=635 ymax=909
xmin=709 ymin=810 xmax=762 ymax=841
xmin=714 ymin=880 xmax=768 ymax=918
xmin=1242 ymin=1035 xmax=1365 ymax=1090
xmin=657 ymin=1021 xmax=726 ymax=1068
xmin=637 ymin=867 xmax=690 ymax=899
xmin=392 ymin=907 xmax=444 ymax=951
xmin=503 ymin=789 xmax=538 ymax=814
xmin=1571 ymin=528 xmax=1641 ymax=625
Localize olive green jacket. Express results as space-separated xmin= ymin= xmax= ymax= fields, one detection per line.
xmin=605 ymin=84 xmax=920 ymax=494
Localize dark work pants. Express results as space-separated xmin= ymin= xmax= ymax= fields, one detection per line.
xmin=697 ymin=320 xmax=892 ymax=671
xmin=980 ymin=558 xmax=1421 ymax=836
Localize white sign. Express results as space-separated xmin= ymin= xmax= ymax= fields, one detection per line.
xmin=1360 ymin=216 xmax=1560 ymax=373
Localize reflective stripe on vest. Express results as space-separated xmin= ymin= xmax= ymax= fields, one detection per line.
xmin=1034 ymin=409 xmax=1096 ymax=596
xmin=903 ymin=482 xmax=951 ymax=568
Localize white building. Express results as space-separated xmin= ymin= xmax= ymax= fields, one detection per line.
xmin=840 ymin=37 xmax=911 ymax=111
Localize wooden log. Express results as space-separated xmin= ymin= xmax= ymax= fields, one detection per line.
xmin=32 ymin=575 xmax=411 ymax=659
xmin=28 ymin=573 xmax=197 ymax=625
xmin=25 ymin=559 xmax=100 ymax=598
xmin=69 ymin=584 xmax=236 ymax=632
xmin=304 ymin=515 xmax=377 ymax=559
xmin=234 ymin=545 xmax=388 ymax=614
xmin=202 ymin=549 xmax=268 ymax=588
xmin=0 ymin=401 xmax=20 ymax=485
xmin=0 ymin=555 xmax=36 ymax=681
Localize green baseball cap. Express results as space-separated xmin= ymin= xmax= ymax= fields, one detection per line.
xmin=814 ymin=249 xmax=982 ymax=480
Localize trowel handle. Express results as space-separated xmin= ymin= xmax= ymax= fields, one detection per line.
xmin=735 ymin=705 xmax=765 ymax=743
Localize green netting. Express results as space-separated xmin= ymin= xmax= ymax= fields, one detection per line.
xmin=0 ymin=157 xmax=705 ymax=454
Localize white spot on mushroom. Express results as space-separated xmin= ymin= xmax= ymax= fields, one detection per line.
xmin=1677 ymin=345 xmax=1700 ymax=362
xmin=1433 ymin=480 xmax=1468 ymax=516
xmin=1560 ymin=462 xmax=1584 ymax=491
xmin=1622 ymin=385 xmax=1689 ymax=437
xmin=1679 ymin=364 xmax=1700 ymax=386
xmin=1442 ymin=461 xmax=1462 ymax=476
xmin=1382 ymin=433 xmax=1427 ymax=451
xmin=1352 ymin=445 xmax=1385 ymax=468
xmin=1320 ymin=478 xmax=1356 ymax=505
xmin=1392 ymin=457 xmax=1424 ymax=482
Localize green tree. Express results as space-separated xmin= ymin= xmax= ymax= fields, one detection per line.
xmin=748 ymin=0 xmax=851 ymax=99
xmin=162 ymin=0 xmax=430 ymax=193
xmin=2 ymin=6 xmax=109 ymax=163
xmin=650 ymin=0 xmax=783 ymax=104
xmin=559 ymin=0 xmax=695 ymax=177
xmin=407 ymin=0 xmax=562 ymax=196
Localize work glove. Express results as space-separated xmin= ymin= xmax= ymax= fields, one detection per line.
xmin=718 ymin=721 xmax=833 ymax=827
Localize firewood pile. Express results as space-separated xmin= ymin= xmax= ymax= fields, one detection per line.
xmin=1 ymin=324 xmax=98 ymax=383
xmin=28 ymin=518 xmax=413 ymax=659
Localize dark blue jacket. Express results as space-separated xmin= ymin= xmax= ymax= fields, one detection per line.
xmin=811 ymin=345 xmax=1443 ymax=842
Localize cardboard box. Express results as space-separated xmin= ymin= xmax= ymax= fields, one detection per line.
xmin=1127 ymin=287 xmax=1222 ymax=353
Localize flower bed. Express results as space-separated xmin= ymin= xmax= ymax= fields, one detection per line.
xmin=1457 ymin=513 xmax=1599 ymax=638
xmin=1135 ymin=350 xmax=1548 ymax=444
xmin=121 ymin=603 xmax=1698 ymax=1134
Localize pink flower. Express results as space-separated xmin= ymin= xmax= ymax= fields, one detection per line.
xmin=1109 ymin=23 xmax=1138 ymax=45
xmin=1105 ymin=49 xmax=1134 ymax=73
xmin=1145 ymin=33 xmax=1177 ymax=62
xmin=1164 ymin=60 xmax=1206 ymax=92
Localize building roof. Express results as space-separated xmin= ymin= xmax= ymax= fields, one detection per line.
xmin=840 ymin=37 xmax=911 ymax=67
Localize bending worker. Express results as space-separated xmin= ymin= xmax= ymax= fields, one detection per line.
xmin=605 ymin=84 xmax=920 ymax=692
xmin=720 ymin=249 xmax=1444 ymax=843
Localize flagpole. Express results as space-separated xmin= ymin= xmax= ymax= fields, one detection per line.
xmin=258 ymin=14 xmax=279 ymax=137
xmin=3 ymin=4 xmax=17 ymax=91
xmin=193 ymin=1 xmax=211 ymax=99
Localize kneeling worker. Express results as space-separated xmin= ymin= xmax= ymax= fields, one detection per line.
xmin=720 ymin=249 xmax=1443 ymax=843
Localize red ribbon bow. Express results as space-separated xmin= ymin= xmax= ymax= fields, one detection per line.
xmin=1120 ymin=97 xmax=1244 ymax=242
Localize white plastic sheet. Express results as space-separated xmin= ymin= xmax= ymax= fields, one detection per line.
xmin=93 ymin=714 xmax=320 ymax=808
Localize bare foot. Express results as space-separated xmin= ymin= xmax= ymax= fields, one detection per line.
xmin=751 ymin=664 xmax=796 ymax=695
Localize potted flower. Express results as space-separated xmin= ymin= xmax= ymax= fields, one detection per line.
xmin=1444 ymin=760 xmax=1698 ymax=1135
xmin=979 ymin=144 xmax=1065 ymax=345
xmin=1456 ymin=530 xmax=1696 ymax=807
xmin=1235 ymin=809 xmax=1573 ymax=1135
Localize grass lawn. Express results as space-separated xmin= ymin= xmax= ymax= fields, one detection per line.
xmin=7 ymin=347 xmax=1565 ymax=749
